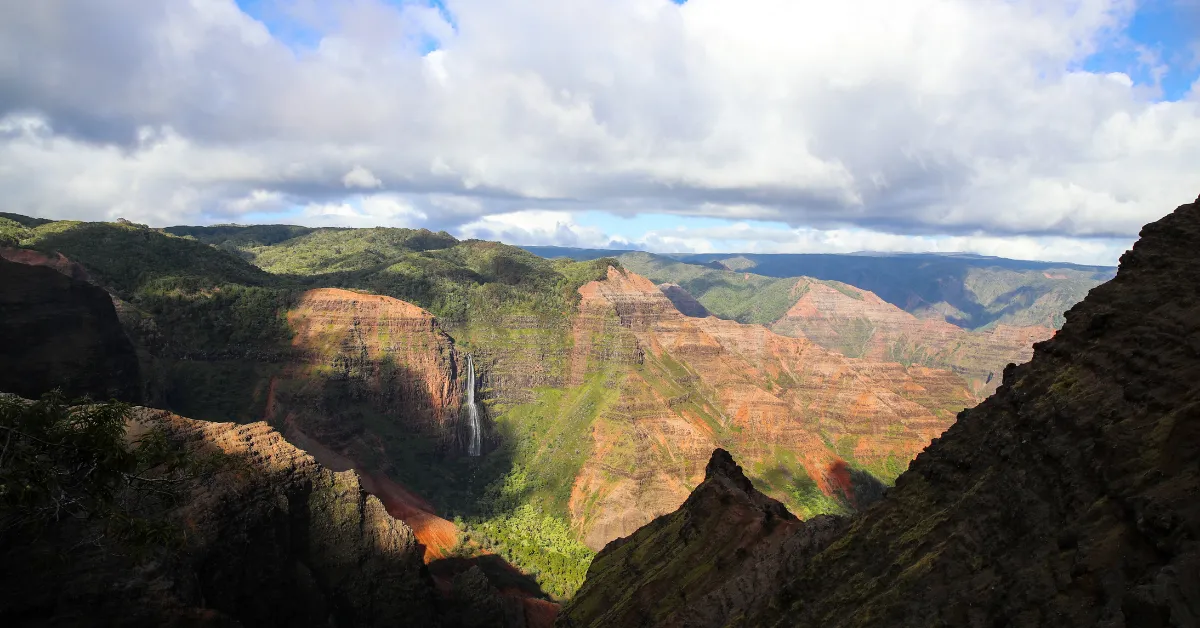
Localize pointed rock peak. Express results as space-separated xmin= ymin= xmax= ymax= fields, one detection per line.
xmin=704 ymin=448 xmax=755 ymax=493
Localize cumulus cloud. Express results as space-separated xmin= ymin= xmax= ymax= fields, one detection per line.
xmin=342 ymin=165 xmax=383 ymax=189
xmin=301 ymin=194 xmax=428 ymax=228
xmin=0 ymin=0 xmax=1197 ymax=261
xmin=458 ymin=210 xmax=629 ymax=248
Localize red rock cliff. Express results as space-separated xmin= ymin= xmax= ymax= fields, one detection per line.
xmin=566 ymin=268 xmax=975 ymax=549
xmin=769 ymin=279 xmax=1054 ymax=397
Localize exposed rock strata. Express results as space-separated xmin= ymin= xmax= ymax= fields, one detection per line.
xmin=0 ymin=409 xmax=439 ymax=627
xmin=567 ymin=267 xmax=974 ymax=548
xmin=267 ymin=287 xmax=465 ymax=459
xmin=769 ymin=279 xmax=1055 ymax=397
xmin=561 ymin=194 xmax=1200 ymax=627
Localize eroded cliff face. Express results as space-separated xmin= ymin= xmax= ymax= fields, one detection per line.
xmin=768 ymin=279 xmax=1055 ymax=397
xmin=0 ymin=257 xmax=140 ymax=402
xmin=561 ymin=194 xmax=1200 ymax=628
xmin=566 ymin=267 xmax=975 ymax=549
xmin=265 ymin=287 xmax=464 ymax=460
xmin=0 ymin=408 xmax=439 ymax=627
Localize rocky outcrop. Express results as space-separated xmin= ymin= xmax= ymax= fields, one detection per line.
xmin=769 ymin=279 xmax=1054 ymax=397
xmin=561 ymin=194 xmax=1200 ymax=627
xmin=0 ymin=409 xmax=439 ymax=627
xmin=0 ymin=257 xmax=139 ymax=402
xmin=561 ymin=450 xmax=843 ymax=627
xmin=566 ymin=267 xmax=975 ymax=548
xmin=0 ymin=246 xmax=90 ymax=281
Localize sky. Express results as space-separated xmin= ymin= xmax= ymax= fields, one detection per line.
xmin=1 ymin=1 xmax=1198 ymax=265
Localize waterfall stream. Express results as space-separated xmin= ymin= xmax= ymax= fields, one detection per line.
xmin=466 ymin=353 xmax=482 ymax=457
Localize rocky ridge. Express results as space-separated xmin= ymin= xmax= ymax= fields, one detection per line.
xmin=560 ymin=193 xmax=1200 ymax=627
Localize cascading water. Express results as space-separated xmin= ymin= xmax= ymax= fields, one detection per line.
xmin=465 ymin=353 xmax=482 ymax=457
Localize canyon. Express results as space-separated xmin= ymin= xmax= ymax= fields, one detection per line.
xmin=0 ymin=213 xmax=1110 ymax=619
xmin=560 ymin=194 xmax=1200 ymax=627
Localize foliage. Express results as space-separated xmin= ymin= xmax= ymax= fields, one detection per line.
xmin=133 ymin=282 xmax=296 ymax=355
xmin=0 ymin=212 xmax=53 ymax=228
xmin=0 ymin=217 xmax=32 ymax=247
xmin=786 ymin=472 xmax=848 ymax=518
xmin=0 ymin=392 xmax=218 ymax=548
xmin=227 ymin=226 xmax=459 ymax=275
xmin=457 ymin=467 xmax=595 ymax=600
xmin=23 ymin=221 xmax=276 ymax=298
xmin=618 ymin=252 xmax=799 ymax=324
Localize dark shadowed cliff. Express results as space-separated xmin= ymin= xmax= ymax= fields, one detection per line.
xmin=0 ymin=257 xmax=140 ymax=402
xmin=561 ymin=194 xmax=1200 ymax=628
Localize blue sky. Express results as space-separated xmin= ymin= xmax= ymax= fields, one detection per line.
xmin=1081 ymin=0 xmax=1200 ymax=100
xmin=2 ymin=0 xmax=1198 ymax=265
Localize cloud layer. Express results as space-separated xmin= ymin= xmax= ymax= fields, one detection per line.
xmin=1 ymin=0 xmax=1198 ymax=262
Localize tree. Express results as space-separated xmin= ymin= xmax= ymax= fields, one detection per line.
xmin=0 ymin=391 xmax=210 ymax=547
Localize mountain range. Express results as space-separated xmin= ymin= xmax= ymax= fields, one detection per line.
xmin=2 ymin=198 xmax=1184 ymax=627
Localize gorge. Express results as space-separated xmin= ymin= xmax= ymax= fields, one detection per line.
xmin=0 ymin=203 xmax=1146 ymax=626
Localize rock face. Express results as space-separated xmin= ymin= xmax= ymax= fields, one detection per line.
xmin=560 ymin=194 xmax=1200 ymax=627
xmin=0 ymin=246 xmax=90 ymax=281
xmin=0 ymin=409 xmax=439 ymax=627
xmin=268 ymin=287 xmax=464 ymax=459
xmin=567 ymin=267 xmax=975 ymax=549
xmin=769 ymin=278 xmax=1054 ymax=397
xmin=561 ymin=450 xmax=843 ymax=627
xmin=0 ymin=257 xmax=139 ymax=402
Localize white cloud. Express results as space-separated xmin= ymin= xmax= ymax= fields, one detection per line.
xmin=0 ymin=0 xmax=1196 ymax=259
xmin=342 ymin=165 xmax=382 ymax=189
xmin=458 ymin=210 xmax=628 ymax=248
xmin=301 ymin=194 xmax=428 ymax=228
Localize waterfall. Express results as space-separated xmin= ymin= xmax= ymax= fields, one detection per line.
xmin=465 ymin=353 xmax=482 ymax=457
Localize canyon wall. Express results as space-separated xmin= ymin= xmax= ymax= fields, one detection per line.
xmin=272 ymin=287 xmax=461 ymax=452
xmin=0 ymin=257 xmax=140 ymax=402
xmin=768 ymin=278 xmax=1054 ymax=397
xmin=566 ymin=267 xmax=975 ymax=548
xmin=561 ymin=194 xmax=1200 ymax=627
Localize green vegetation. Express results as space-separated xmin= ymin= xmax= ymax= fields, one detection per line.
xmin=0 ymin=392 xmax=221 ymax=548
xmin=963 ymin=267 xmax=1103 ymax=328
xmin=453 ymin=467 xmax=596 ymax=600
xmin=438 ymin=370 xmax=623 ymax=599
xmin=619 ymin=252 xmax=799 ymax=324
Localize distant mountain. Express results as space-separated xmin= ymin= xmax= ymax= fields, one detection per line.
xmin=523 ymin=246 xmax=1115 ymax=330
xmin=520 ymin=245 xmax=638 ymax=261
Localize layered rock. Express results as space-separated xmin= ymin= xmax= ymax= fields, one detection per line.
xmin=0 ymin=257 xmax=139 ymax=402
xmin=769 ymin=278 xmax=1054 ymax=397
xmin=0 ymin=408 xmax=439 ymax=627
xmin=561 ymin=194 xmax=1200 ymax=627
xmin=566 ymin=267 xmax=975 ymax=548
xmin=267 ymin=287 xmax=464 ymax=458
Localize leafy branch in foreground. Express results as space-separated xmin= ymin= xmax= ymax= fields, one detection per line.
xmin=0 ymin=392 xmax=221 ymax=549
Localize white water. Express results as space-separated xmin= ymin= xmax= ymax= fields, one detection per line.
xmin=465 ymin=353 xmax=482 ymax=457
